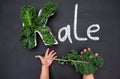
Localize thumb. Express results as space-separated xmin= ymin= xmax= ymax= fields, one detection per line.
xmin=35 ymin=55 xmax=43 ymax=61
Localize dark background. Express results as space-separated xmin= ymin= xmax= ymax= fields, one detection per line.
xmin=0 ymin=0 xmax=120 ymax=79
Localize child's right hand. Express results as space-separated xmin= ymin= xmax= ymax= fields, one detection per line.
xmin=36 ymin=48 xmax=57 ymax=68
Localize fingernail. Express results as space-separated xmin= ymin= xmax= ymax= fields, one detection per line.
xmin=95 ymin=53 xmax=99 ymax=56
xmin=84 ymin=49 xmax=87 ymax=52
xmin=88 ymin=48 xmax=91 ymax=51
xmin=80 ymin=51 xmax=83 ymax=55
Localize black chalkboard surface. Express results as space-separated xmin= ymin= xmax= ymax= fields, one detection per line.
xmin=0 ymin=0 xmax=120 ymax=79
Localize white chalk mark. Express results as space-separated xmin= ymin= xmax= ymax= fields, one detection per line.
xmin=87 ymin=24 xmax=100 ymax=40
xmin=74 ymin=4 xmax=87 ymax=41
xmin=58 ymin=25 xmax=72 ymax=43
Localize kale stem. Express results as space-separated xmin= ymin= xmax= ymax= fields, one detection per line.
xmin=44 ymin=57 xmax=89 ymax=63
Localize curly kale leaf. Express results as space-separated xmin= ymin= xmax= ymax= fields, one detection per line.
xmin=59 ymin=49 xmax=104 ymax=75
xmin=20 ymin=5 xmax=37 ymax=49
xmin=21 ymin=5 xmax=37 ymax=26
xmin=35 ymin=1 xmax=57 ymax=26
xmin=36 ymin=26 xmax=56 ymax=46
xmin=20 ymin=26 xmax=36 ymax=49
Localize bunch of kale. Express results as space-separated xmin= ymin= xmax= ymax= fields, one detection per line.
xmin=58 ymin=48 xmax=104 ymax=75
xmin=20 ymin=1 xmax=57 ymax=49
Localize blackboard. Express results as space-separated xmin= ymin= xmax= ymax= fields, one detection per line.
xmin=0 ymin=0 xmax=120 ymax=79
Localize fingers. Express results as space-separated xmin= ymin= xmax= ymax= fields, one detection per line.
xmin=80 ymin=51 xmax=83 ymax=55
xmin=48 ymin=50 xmax=56 ymax=57
xmin=83 ymin=49 xmax=87 ymax=52
xmin=36 ymin=48 xmax=57 ymax=59
xmin=81 ymin=48 xmax=99 ymax=56
xmin=83 ymin=48 xmax=91 ymax=52
xmin=54 ymin=56 xmax=57 ymax=59
xmin=80 ymin=48 xmax=91 ymax=54
xmin=50 ymin=52 xmax=57 ymax=58
xmin=48 ymin=50 xmax=55 ymax=57
xmin=45 ymin=48 xmax=50 ymax=57
xmin=95 ymin=53 xmax=99 ymax=56
xmin=87 ymin=48 xmax=91 ymax=51
xmin=44 ymin=48 xmax=57 ymax=58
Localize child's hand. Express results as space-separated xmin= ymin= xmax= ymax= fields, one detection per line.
xmin=36 ymin=48 xmax=57 ymax=68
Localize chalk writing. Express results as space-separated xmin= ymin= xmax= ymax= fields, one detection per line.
xmin=58 ymin=4 xmax=100 ymax=43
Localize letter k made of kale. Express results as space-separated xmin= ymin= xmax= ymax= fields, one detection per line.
xmin=20 ymin=1 xmax=58 ymax=49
